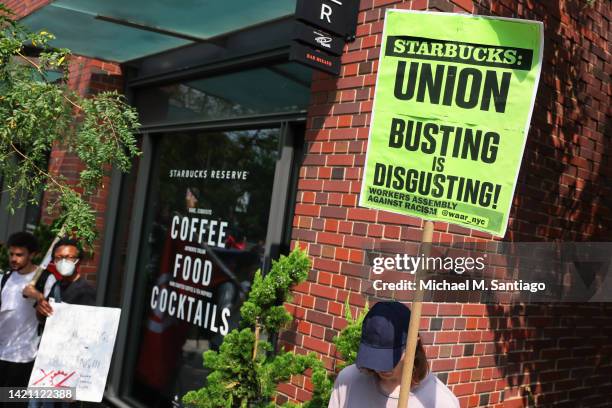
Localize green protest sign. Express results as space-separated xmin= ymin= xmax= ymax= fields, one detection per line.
xmin=359 ymin=10 xmax=543 ymax=236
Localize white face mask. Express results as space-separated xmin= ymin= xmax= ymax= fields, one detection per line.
xmin=56 ymin=259 xmax=78 ymax=277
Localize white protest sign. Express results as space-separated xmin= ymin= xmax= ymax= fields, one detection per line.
xmin=28 ymin=301 xmax=121 ymax=402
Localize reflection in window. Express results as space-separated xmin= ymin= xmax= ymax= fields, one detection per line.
xmin=136 ymin=63 xmax=312 ymax=125
xmin=129 ymin=129 xmax=279 ymax=407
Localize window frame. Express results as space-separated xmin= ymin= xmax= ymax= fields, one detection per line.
xmin=101 ymin=115 xmax=305 ymax=406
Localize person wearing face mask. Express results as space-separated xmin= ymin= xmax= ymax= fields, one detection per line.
xmin=27 ymin=238 xmax=95 ymax=408
xmin=35 ymin=237 xmax=96 ymax=319
xmin=328 ymin=301 xmax=459 ymax=408
xmin=0 ymin=232 xmax=55 ymax=407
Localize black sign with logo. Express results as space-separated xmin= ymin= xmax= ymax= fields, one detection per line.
xmin=295 ymin=0 xmax=359 ymax=38
xmin=291 ymin=0 xmax=359 ymax=76
xmin=290 ymin=42 xmax=341 ymax=76
xmin=293 ymin=21 xmax=344 ymax=56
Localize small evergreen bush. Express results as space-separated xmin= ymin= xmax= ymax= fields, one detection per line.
xmin=182 ymin=247 xmax=369 ymax=408
xmin=183 ymin=247 xmax=319 ymax=408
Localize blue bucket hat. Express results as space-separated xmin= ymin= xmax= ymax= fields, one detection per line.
xmin=355 ymin=301 xmax=411 ymax=372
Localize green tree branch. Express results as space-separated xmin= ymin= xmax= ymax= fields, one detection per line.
xmin=0 ymin=5 xmax=140 ymax=247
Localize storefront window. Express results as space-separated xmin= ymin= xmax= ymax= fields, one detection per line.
xmin=128 ymin=129 xmax=279 ymax=406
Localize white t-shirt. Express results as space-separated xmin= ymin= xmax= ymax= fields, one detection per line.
xmin=328 ymin=364 xmax=460 ymax=408
xmin=0 ymin=270 xmax=55 ymax=363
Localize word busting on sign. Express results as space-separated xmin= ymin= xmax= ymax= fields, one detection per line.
xmin=360 ymin=11 xmax=543 ymax=236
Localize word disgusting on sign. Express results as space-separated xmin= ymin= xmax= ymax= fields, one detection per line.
xmin=359 ymin=11 xmax=543 ymax=236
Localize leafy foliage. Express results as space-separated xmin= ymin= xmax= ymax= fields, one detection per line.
xmin=240 ymin=246 xmax=311 ymax=333
xmin=0 ymin=5 xmax=139 ymax=246
xmin=183 ymin=247 xmax=320 ymax=408
xmin=333 ymin=300 xmax=368 ymax=370
xmin=182 ymin=249 xmax=369 ymax=408
xmin=302 ymin=361 xmax=333 ymax=408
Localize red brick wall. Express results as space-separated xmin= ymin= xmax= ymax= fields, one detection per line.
xmin=1 ymin=0 xmax=50 ymax=17
xmin=41 ymin=57 xmax=124 ymax=281
xmin=283 ymin=0 xmax=611 ymax=407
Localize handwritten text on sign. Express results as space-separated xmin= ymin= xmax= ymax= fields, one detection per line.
xmin=28 ymin=301 xmax=121 ymax=402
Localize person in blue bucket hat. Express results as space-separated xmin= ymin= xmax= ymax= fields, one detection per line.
xmin=328 ymin=301 xmax=459 ymax=408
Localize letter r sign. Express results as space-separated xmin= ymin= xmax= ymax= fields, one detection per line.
xmin=320 ymin=3 xmax=333 ymax=23
xmin=296 ymin=0 xmax=357 ymax=37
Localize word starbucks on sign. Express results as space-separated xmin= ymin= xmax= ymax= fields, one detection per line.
xmin=387 ymin=36 xmax=534 ymax=70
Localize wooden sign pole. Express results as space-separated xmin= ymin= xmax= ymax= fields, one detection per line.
xmin=28 ymin=224 xmax=66 ymax=285
xmin=398 ymin=220 xmax=434 ymax=408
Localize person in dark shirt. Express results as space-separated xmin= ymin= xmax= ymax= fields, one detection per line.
xmin=35 ymin=237 xmax=96 ymax=319
xmin=30 ymin=237 xmax=96 ymax=408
